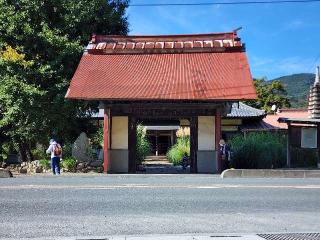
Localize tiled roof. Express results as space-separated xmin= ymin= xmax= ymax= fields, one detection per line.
xmin=241 ymin=119 xmax=281 ymax=130
xmin=263 ymin=109 xmax=309 ymax=129
xmin=66 ymin=32 xmax=256 ymax=101
xmin=227 ymin=102 xmax=265 ymax=118
xmin=87 ymin=32 xmax=243 ymax=54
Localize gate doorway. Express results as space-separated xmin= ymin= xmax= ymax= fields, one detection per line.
xmin=103 ymin=101 xmax=224 ymax=174
xmin=136 ymin=119 xmax=190 ymax=174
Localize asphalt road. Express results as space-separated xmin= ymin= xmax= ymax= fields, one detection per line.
xmin=1 ymin=174 xmax=320 ymax=239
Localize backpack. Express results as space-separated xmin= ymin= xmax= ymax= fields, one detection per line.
xmin=53 ymin=144 xmax=62 ymax=156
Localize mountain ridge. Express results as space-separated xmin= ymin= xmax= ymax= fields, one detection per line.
xmin=268 ymin=73 xmax=315 ymax=108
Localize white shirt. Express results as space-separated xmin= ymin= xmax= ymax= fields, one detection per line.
xmin=46 ymin=142 xmax=62 ymax=158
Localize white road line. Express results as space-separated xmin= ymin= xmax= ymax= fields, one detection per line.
xmin=1 ymin=184 xmax=320 ymax=190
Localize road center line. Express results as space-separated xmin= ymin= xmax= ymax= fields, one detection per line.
xmin=1 ymin=184 xmax=320 ymax=190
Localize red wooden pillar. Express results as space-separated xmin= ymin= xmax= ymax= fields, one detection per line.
xmin=215 ymin=109 xmax=222 ymax=173
xmin=103 ymin=109 xmax=109 ymax=173
xmin=190 ymin=116 xmax=198 ymax=173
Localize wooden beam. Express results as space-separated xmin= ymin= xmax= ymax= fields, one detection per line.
xmin=128 ymin=116 xmax=137 ymax=173
xmin=103 ymin=109 xmax=109 ymax=173
xmin=215 ymin=110 xmax=222 ymax=173
xmin=105 ymin=101 xmax=227 ymax=109
xmin=111 ymin=107 xmax=217 ymax=117
xmin=190 ymin=117 xmax=198 ymax=173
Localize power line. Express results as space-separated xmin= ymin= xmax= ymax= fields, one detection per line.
xmin=130 ymin=0 xmax=320 ymax=7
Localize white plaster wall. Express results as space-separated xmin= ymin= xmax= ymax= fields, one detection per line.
xmin=111 ymin=116 xmax=128 ymax=149
xmin=198 ymin=116 xmax=215 ymax=151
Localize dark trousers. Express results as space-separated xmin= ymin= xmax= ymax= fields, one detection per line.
xmin=51 ymin=157 xmax=60 ymax=175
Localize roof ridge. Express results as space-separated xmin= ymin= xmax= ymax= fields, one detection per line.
xmin=87 ymin=32 xmax=244 ymax=55
xmin=239 ymin=102 xmax=265 ymax=113
xmin=93 ymin=31 xmax=236 ymax=39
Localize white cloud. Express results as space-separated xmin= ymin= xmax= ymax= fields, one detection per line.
xmin=250 ymin=55 xmax=319 ymax=79
xmin=282 ymin=19 xmax=305 ymax=31
xmin=127 ymin=3 xmax=231 ymax=35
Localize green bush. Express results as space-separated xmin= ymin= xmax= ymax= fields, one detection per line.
xmin=167 ymin=137 xmax=190 ymax=166
xmin=291 ymin=148 xmax=318 ymax=168
xmin=62 ymin=142 xmax=73 ymax=158
xmin=32 ymin=147 xmax=47 ymax=160
xmin=136 ymin=125 xmax=151 ymax=164
xmin=61 ymin=157 xmax=77 ymax=172
xmin=39 ymin=159 xmax=51 ymax=170
xmin=91 ymin=126 xmax=103 ymax=148
xmin=229 ymin=132 xmax=287 ymax=169
xmin=0 ymin=142 xmax=12 ymax=162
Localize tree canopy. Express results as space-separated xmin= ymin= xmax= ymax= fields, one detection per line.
xmin=245 ymin=78 xmax=291 ymax=113
xmin=0 ymin=0 xmax=128 ymax=161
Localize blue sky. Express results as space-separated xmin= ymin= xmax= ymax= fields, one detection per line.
xmin=126 ymin=0 xmax=320 ymax=79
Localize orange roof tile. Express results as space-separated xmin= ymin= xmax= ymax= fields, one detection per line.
xmin=66 ymin=32 xmax=256 ymax=101
xmin=263 ymin=109 xmax=309 ymax=129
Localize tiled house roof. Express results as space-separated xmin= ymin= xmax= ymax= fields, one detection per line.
xmin=263 ymin=109 xmax=309 ymax=129
xmin=227 ymin=102 xmax=266 ymax=118
xmin=66 ymin=32 xmax=256 ymax=101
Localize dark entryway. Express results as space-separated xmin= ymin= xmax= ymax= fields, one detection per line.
xmin=133 ymin=118 xmax=193 ymax=174
xmin=143 ymin=119 xmax=179 ymax=156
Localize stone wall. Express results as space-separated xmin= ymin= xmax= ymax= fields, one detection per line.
xmin=1 ymin=159 xmax=104 ymax=174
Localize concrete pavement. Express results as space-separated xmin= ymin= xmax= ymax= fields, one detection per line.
xmin=10 ymin=233 xmax=264 ymax=240
xmin=1 ymin=174 xmax=320 ymax=239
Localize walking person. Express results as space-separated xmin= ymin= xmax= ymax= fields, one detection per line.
xmin=46 ymin=139 xmax=62 ymax=175
xmin=219 ymin=139 xmax=231 ymax=170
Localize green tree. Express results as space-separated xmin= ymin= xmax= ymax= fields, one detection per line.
xmin=136 ymin=125 xmax=151 ymax=164
xmin=0 ymin=0 xmax=128 ymax=161
xmin=246 ymin=78 xmax=291 ymax=113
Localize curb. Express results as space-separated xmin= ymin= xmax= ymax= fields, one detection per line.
xmin=14 ymin=234 xmax=264 ymax=240
xmin=0 ymin=168 xmax=13 ymax=178
xmin=221 ymin=169 xmax=320 ymax=178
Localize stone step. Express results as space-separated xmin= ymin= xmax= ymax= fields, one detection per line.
xmin=144 ymin=156 xmax=168 ymax=162
xmin=145 ymin=155 xmax=167 ymax=159
xmin=143 ymin=162 xmax=172 ymax=166
xmin=143 ymin=159 xmax=170 ymax=162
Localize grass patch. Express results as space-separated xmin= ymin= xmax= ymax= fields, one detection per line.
xmin=167 ymin=137 xmax=190 ymax=166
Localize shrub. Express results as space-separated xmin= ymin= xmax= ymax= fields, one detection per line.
xmin=291 ymin=148 xmax=318 ymax=168
xmin=39 ymin=159 xmax=51 ymax=170
xmin=91 ymin=126 xmax=103 ymax=148
xmin=0 ymin=142 xmax=12 ymax=162
xmin=167 ymin=137 xmax=190 ymax=166
xmin=32 ymin=147 xmax=47 ymax=160
xmin=62 ymin=142 xmax=73 ymax=158
xmin=61 ymin=157 xmax=77 ymax=172
xmin=229 ymin=132 xmax=287 ymax=169
xmin=136 ymin=125 xmax=151 ymax=164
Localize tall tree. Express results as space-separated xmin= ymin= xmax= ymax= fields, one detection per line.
xmin=246 ymin=78 xmax=291 ymax=113
xmin=0 ymin=0 xmax=128 ymax=161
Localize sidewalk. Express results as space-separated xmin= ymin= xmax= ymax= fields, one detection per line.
xmin=13 ymin=234 xmax=264 ymax=240
xmin=12 ymin=233 xmax=320 ymax=240
xmin=221 ymin=169 xmax=320 ymax=178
